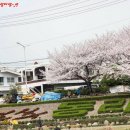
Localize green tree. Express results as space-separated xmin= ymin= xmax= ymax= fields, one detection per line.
xmin=4 ymin=85 xmax=21 ymax=103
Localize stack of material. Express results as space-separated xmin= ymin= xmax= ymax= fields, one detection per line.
xmin=41 ymin=92 xmax=61 ymax=101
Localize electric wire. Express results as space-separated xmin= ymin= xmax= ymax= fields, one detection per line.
xmin=0 ymin=0 xmax=107 ymax=23
xmin=0 ymin=58 xmax=49 ymax=65
xmin=0 ymin=16 xmax=130 ymax=50
xmin=27 ymin=17 xmax=130 ymax=46
xmin=0 ymin=0 xmax=90 ymax=20
xmin=0 ymin=0 xmax=127 ymax=28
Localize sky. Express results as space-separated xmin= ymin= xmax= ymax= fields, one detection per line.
xmin=0 ymin=0 xmax=130 ymax=68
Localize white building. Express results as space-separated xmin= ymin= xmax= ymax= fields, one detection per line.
xmin=17 ymin=62 xmax=49 ymax=94
xmin=18 ymin=62 xmax=49 ymax=82
xmin=0 ymin=67 xmax=21 ymax=95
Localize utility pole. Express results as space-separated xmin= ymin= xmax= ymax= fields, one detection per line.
xmin=17 ymin=42 xmax=28 ymax=94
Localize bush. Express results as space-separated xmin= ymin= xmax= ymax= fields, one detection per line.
xmin=54 ymin=106 xmax=94 ymax=113
xmin=98 ymin=98 xmax=125 ymax=114
xmin=67 ymin=100 xmax=95 ymax=105
xmin=124 ymin=102 xmax=130 ymax=113
xmin=100 ymin=75 xmax=130 ymax=87
xmin=104 ymin=98 xmax=123 ymax=103
xmin=58 ymin=101 xmax=95 ymax=110
xmin=95 ymin=86 xmax=109 ymax=93
xmin=53 ymin=110 xmax=88 ymax=118
xmin=53 ymin=100 xmax=95 ymax=118
xmin=59 ymin=100 xmax=95 ymax=108
xmin=11 ymin=116 xmax=129 ymax=127
xmin=4 ymin=86 xmax=19 ymax=103
xmin=106 ymin=117 xmax=129 ymax=124
xmin=13 ymin=124 xmax=36 ymax=129
xmin=80 ymin=88 xmax=90 ymax=95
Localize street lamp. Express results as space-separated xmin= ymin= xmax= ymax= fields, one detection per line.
xmin=17 ymin=42 xmax=28 ymax=94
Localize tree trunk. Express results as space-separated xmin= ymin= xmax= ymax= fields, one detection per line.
xmin=86 ymin=81 xmax=93 ymax=93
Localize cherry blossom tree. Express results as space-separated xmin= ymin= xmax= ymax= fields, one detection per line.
xmin=48 ymin=27 xmax=130 ymax=93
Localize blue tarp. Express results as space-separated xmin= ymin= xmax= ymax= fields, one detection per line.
xmin=41 ymin=91 xmax=61 ymax=101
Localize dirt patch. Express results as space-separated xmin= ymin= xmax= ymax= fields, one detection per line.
xmin=87 ymin=100 xmax=104 ymax=116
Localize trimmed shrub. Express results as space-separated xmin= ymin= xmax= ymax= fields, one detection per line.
xmin=13 ymin=124 xmax=36 ymax=129
xmin=124 ymin=102 xmax=130 ymax=113
xmin=67 ymin=100 xmax=95 ymax=105
xmin=104 ymin=98 xmax=124 ymax=104
xmin=58 ymin=101 xmax=95 ymax=109
xmin=54 ymin=107 xmax=94 ymax=113
xmin=53 ymin=100 xmax=95 ymax=118
xmin=53 ymin=110 xmax=88 ymax=118
xmin=98 ymin=98 xmax=125 ymax=114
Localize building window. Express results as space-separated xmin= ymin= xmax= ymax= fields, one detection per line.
xmin=18 ymin=77 xmax=21 ymax=82
xmin=0 ymin=77 xmax=4 ymax=84
xmin=35 ymin=66 xmax=46 ymax=79
xmin=7 ymin=77 xmax=15 ymax=83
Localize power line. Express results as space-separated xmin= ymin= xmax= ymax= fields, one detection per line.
xmin=0 ymin=0 xmax=127 ymax=28
xmin=0 ymin=57 xmax=49 ymax=65
xmin=0 ymin=0 xmax=89 ymax=20
xmin=0 ymin=0 xmax=124 ymax=25
xmin=0 ymin=0 xmax=82 ymax=20
xmin=27 ymin=17 xmax=130 ymax=46
xmin=0 ymin=16 xmax=130 ymax=50
xmin=0 ymin=0 xmax=107 ymax=23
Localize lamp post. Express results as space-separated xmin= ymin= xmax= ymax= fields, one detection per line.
xmin=17 ymin=42 xmax=28 ymax=94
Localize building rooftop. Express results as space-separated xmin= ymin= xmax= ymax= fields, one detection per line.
xmin=18 ymin=60 xmax=50 ymax=72
xmin=0 ymin=67 xmax=20 ymax=76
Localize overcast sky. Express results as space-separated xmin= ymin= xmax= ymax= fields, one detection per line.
xmin=0 ymin=0 xmax=130 ymax=67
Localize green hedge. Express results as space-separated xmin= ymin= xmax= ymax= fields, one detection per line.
xmin=13 ymin=124 xmax=36 ymax=129
xmin=67 ymin=100 xmax=95 ymax=105
xmin=0 ymin=101 xmax=45 ymax=108
xmin=124 ymin=102 xmax=130 ymax=113
xmin=4 ymin=115 xmax=128 ymax=128
xmin=104 ymin=98 xmax=124 ymax=103
xmin=0 ymin=93 xmax=130 ymax=108
xmin=105 ymin=98 xmax=125 ymax=108
xmin=98 ymin=98 xmax=125 ymax=114
xmin=90 ymin=114 xmax=122 ymax=118
xmin=99 ymin=106 xmax=123 ymax=113
xmin=58 ymin=105 xmax=94 ymax=110
xmin=54 ymin=106 xmax=94 ymax=113
xmin=53 ymin=100 xmax=95 ymax=118
xmin=58 ymin=101 xmax=95 ymax=109
xmin=53 ymin=109 xmax=88 ymax=119
xmin=14 ymin=116 xmax=129 ymax=125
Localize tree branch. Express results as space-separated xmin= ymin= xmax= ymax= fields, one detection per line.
xmin=89 ymin=70 xmax=102 ymax=80
xmin=75 ymin=72 xmax=87 ymax=82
